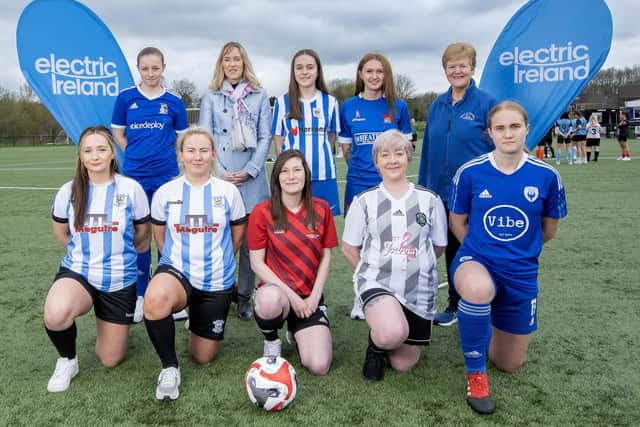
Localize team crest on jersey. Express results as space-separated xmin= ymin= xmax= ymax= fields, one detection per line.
xmin=352 ymin=110 xmax=366 ymax=122
xmin=524 ymin=186 xmax=539 ymax=202
xmin=415 ymin=212 xmax=428 ymax=227
xmin=113 ymin=195 xmax=126 ymax=207
xmin=211 ymin=319 xmax=225 ymax=334
xmin=312 ymin=107 xmax=322 ymax=118
xmin=383 ymin=113 xmax=392 ymax=124
xmin=159 ymin=103 xmax=168 ymax=114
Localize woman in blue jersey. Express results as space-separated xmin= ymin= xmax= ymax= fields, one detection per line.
xmin=272 ymin=49 xmax=341 ymax=216
xmin=44 ymin=126 xmax=150 ymax=393
xmin=339 ymin=52 xmax=412 ymax=319
xmin=143 ymin=126 xmax=246 ymax=401
xmin=111 ymin=47 xmax=189 ymax=323
xmin=417 ymin=42 xmax=497 ymax=327
xmin=199 ymin=41 xmax=271 ymax=321
xmin=448 ymin=101 xmax=567 ymax=414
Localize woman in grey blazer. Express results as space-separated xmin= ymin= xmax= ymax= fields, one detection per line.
xmin=199 ymin=41 xmax=272 ymax=320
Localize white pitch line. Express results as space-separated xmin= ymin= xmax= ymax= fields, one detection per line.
xmin=438 ymin=281 xmax=448 ymax=289
xmin=0 ymin=186 xmax=59 ymax=190
xmin=0 ymin=167 xmax=73 ymax=171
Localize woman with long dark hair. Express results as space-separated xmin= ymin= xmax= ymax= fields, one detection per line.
xmin=248 ymin=149 xmax=338 ymax=375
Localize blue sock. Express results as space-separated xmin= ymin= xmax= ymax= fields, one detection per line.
xmin=136 ymin=249 xmax=151 ymax=297
xmin=567 ymin=148 xmax=573 ymax=162
xmin=557 ymin=149 xmax=562 ymax=161
xmin=458 ymin=299 xmax=492 ymax=374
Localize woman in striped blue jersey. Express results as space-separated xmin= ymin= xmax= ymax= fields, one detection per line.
xmin=143 ymin=126 xmax=247 ymax=401
xmin=44 ymin=126 xmax=151 ymax=393
xmin=272 ymin=49 xmax=341 ymax=216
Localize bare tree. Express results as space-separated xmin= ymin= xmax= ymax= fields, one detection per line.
xmin=395 ymin=74 xmax=416 ymax=100
xmin=170 ymin=78 xmax=199 ymax=108
xmin=328 ymin=78 xmax=355 ymax=104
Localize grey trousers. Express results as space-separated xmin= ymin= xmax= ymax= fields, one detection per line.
xmin=236 ymin=236 xmax=255 ymax=302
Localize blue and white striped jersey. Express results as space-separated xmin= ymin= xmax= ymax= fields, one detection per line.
xmin=272 ymin=91 xmax=339 ymax=181
xmin=51 ymin=174 xmax=150 ymax=292
xmin=151 ymin=176 xmax=247 ymax=292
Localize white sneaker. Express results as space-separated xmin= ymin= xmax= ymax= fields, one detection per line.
xmin=172 ymin=309 xmax=188 ymax=321
xmin=156 ymin=367 xmax=181 ymax=401
xmin=263 ymin=339 xmax=282 ymax=357
xmin=622 ymin=157 xmax=631 ymax=161
xmin=350 ymin=295 xmax=364 ymax=320
xmin=617 ymin=156 xmax=623 ymax=160
xmin=134 ymin=296 xmax=144 ymax=324
xmin=47 ymin=356 xmax=79 ymax=392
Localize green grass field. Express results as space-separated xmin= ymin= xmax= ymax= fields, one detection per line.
xmin=0 ymin=139 xmax=638 ymax=426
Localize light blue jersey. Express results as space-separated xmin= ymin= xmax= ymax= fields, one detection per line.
xmin=272 ymin=91 xmax=339 ymax=181
xmin=51 ymin=175 xmax=150 ymax=292
xmin=111 ymin=86 xmax=188 ymax=181
xmin=151 ymin=176 xmax=247 ymax=292
xmin=449 ymin=153 xmax=567 ymax=281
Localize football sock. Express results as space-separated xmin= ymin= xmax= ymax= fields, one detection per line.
xmin=368 ymin=331 xmax=384 ymax=354
xmin=255 ymin=312 xmax=283 ymax=341
xmin=46 ymin=322 xmax=77 ymax=359
xmin=586 ymin=152 xmax=591 ymax=162
xmin=136 ymin=250 xmax=151 ymax=297
xmin=144 ymin=316 xmax=178 ymax=368
xmin=557 ymin=149 xmax=562 ymax=161
xmin=567 ymin=148 xmax=573 ymax=162
xmin=457 ymin=299 xmax=492 ymax=374
xmin=594 ymin=151 xmax=599 ymax=161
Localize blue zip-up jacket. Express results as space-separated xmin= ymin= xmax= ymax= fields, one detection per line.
xmin=417 ymin=79 xmax=496 ymax=203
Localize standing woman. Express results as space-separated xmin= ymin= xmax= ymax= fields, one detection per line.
xmin=342 ymin=130 xmax=448 ymax=382
xmin=617 ymin=111 xmax=631 ymax=160
xmin=45 ymin=126 xmax=150 ymax=392
xmin=272 ymin=49 xmax=341 ymax=216
xmin=449 ymin=102 xmax=567 ymax=414
xmin=143 ymin=126 xmax=246 ymax=401
xmin=585 ymin=114 xmax=601 ymax=162
xmin=199 ymin=41 xmax=272 ymax=320
xmin=417 ymin=42 xmax=497 ymax=327
xmin=111 ymin=47 xmax=189 ymax=322
xmin=248 ymin=150 xmax=338 ymax=375
xmin=339 ymin=52 xmax=412 ymax=319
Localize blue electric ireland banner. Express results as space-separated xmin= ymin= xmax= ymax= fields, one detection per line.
xmin=480 ymin=0 xmax=613 ymax=149
xmin=16 ymin=0 xmax=133 ymax=145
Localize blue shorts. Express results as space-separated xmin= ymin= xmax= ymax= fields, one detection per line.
xmin=311 ymin=179 xmax=340 ymax=216
xmin=451 ymin=249 xmax=538 ymax=335
xmin=129 ymin=171 xmax=178 ymax=202
xmin=344 ymin=179 xmax=380 ymax=215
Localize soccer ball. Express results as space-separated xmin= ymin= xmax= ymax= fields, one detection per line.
xmin=245 ymin=356 xmax=297 ymax=411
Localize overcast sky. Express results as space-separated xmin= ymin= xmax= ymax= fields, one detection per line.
xmin=3 ymin=0 xmax=639 ymax=99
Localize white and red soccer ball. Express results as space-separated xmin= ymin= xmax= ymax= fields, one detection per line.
xmin=245 ymin=356 xmax=297 ymax=411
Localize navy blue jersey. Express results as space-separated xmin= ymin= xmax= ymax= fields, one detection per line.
xmin=449 ymin=153 xmax=567 ymax=280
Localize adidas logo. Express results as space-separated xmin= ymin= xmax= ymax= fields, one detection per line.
xmin=393 ymin=209 xmax=404 ymax=216
xmin=479 ymin=189 xmax=492 ymax=199
xmin=129 ymin=102 xmax=139 ymax=109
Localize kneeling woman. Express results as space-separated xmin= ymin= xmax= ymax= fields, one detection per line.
xmin=144 ymin=126 xmax=246 ymax=401
xmin=45 ymin=126 xmax=150 ymax=392
xmin=342 ymin=130 xmax=448 ymax=382
xmin=248 ymin=149 xmax=338 ymax=375
xmin=449 ymin=101 xmax=567 ymax=414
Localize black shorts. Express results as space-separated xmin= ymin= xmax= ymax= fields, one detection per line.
xmin=557 ymin=135 xmax=570 ymax=144
xmin=618 ymin=134 xmax=628 ymax=142
xmin=572 ymin=134 xmax=586 ymax=142
xmin=586 ymin=138 xmax=600 ymax=147
xmin=361 ymin=288 xmax=432 ymax=346
xmin=285 ymin=296 xmax=330 ymax=334
xmin=53 ymin=267 xmax=136 ymax=324
xmin=154 ymin=264 xmax=233 ymax=340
